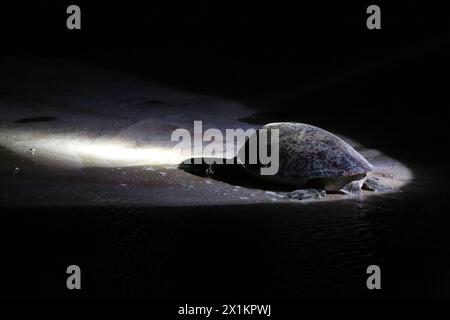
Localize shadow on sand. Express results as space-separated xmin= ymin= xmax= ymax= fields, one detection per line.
xmin=178 ymin=157 xmax=292 ymax=191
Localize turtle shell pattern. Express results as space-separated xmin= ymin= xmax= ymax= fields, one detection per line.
xmin=257 ymin=122 xmax=373 ymax=179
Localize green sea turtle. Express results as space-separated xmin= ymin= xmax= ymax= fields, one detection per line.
xmin=239 ymin=122 xmax=390 ymax=200
xmin=180 ymin=122 xmax=389 ymax=200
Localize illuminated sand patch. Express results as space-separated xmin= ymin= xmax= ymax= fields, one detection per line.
xmin=0 ymin=57 xmax=413 ymax=206
xmin=0 ymin=131 xmax=185 ymax=167
xmin=0 ymin=125 xmax=413 ymax=207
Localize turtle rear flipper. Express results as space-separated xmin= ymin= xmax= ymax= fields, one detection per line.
xmin=362 ymin=177 xmax=392 ymax=192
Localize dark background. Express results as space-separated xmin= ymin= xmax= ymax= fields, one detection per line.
xmin=1 ymin=1 xmax=450 ymax=302
xmin=2 ymin=2 xmax=448 ymax=147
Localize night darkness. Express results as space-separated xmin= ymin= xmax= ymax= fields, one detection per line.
xmin=1 ymin=0 xmax=450 ymax=310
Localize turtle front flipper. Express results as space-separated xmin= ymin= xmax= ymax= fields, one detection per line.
xmin=362 ymin=177 xmax=392 ymax=192
xmin=339 ymin=180 xmax=364 ymax=196
xmin=287 ymin=189 xmax=326 ymax=200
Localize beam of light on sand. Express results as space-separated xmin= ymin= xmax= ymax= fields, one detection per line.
xmin=72 ymin=141 xmax=185 ymax=166
xmin=0 ymin=130 xmax=189 ymax=168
